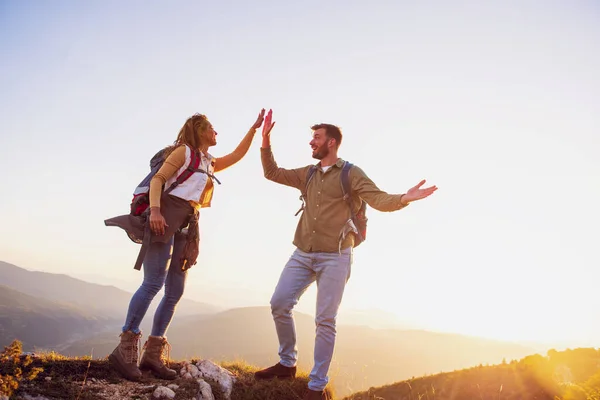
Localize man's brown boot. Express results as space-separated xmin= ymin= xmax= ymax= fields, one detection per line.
xmin=254 ymin=362 xmax=296 ymax=380
xmin=108 ymin=331 xmax=142 ymax=381
xmin=303 ymin=388 xmax=331 ymax=400
xmin=139 ymin=335 xmax=177 ymax=380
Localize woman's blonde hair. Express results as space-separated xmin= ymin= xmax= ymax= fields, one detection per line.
xmin=165 ymin=113 xmax=211 ymax=156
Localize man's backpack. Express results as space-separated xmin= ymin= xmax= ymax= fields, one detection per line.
xmin=130 ymin=145 xmax=220 ymax=217
xmin=300 ymin=161 xmax=368 ymax=247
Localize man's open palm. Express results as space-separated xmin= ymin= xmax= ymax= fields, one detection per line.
xmin=403 ymin=180 xmax=438 ymax=203
xmin=262 ymin=109 xmax=276 ymax=138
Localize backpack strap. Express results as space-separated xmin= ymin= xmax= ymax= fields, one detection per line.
xmin=187 ymin=166 xmax=222 ymax=185
xmin=164 ymin=147 xmax=221 ymax=194
xmin=164 ymin=147 xmax=201 ymax=194
xmin=295 ymin=165 xmax=318 ymax=216
xmin=306 ymin=165 xmax=318 ymax=191
xmin=185 ymin=151 xmax=221 ymax=184
xmin=340 ymin=161 xmax=353 ymax=202
xmin=340 ymin=161 xmax=366 ymax=243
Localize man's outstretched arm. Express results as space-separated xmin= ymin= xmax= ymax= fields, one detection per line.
xmin=260 ymin=109 xmax=309 ymax=190
xmin=351 ymin=166 xmax=437 ymax=212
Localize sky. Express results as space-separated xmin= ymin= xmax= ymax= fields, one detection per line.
xmin=1 ymin=0 xmax=599 ymax=347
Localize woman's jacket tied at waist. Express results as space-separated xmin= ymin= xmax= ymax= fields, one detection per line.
xmin=104 ymin=193 xmax=200 ymax=271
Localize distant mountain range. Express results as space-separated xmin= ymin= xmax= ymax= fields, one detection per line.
xmin=0 ymin=284 xmax=118 ymax=351
xmin=0 ymin=261 xmax=539 ymax=397
xmin=0 ymin=261 xmax=219 ymax=319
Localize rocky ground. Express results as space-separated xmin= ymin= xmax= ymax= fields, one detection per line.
xmin=10 ymin=358 xmax=233 ymax=400
xmin=2 ymin=352 xmax=319 ymax=400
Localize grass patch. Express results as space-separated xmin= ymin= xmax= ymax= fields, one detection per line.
xmin=0 ymin=340 xmax=43 ymax=397
xmin=1 ymin=344 xmax=338 ymax=400
xmin=223 ymin=360 xmax=336 ymax=400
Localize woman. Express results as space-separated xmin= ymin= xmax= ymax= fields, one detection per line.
xmin=107 ymin=109 xmax=266 ymax=381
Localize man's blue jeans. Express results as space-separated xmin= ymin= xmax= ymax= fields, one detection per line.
xmin=122 ymin=233 xmax=188 ymax=337
xmin=270 ymin=247 xmax=353 ymax=391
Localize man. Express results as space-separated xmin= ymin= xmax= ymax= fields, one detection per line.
xmin=255 ymin=110 xmax=437 ymax=399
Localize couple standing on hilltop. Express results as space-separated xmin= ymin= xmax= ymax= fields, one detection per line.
xmin=104 ymin=109 xmax=437 ymax=400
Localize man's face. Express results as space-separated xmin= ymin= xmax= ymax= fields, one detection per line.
xmin=309 ymin=128 xmax=332 ymax=160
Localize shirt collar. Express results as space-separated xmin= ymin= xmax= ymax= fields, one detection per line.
xmin=317 ymin=158 xmax=345 ymax=170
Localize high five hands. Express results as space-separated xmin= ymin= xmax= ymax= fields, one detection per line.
xmin=250 ymin=108 xmax=276 ymax=135
xmin=251 ymin=108 xmax=276 ymax=148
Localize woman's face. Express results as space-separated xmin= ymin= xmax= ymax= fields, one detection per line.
xmin=198 ymin=122 xmax=217 ymax=147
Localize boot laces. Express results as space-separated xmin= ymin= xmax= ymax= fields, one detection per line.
xmin=121 ymin=332 xmax=141 ymax=364
xmin=141 ymin=337 xmax=171 ymax=366
xmin=160 ymin=338 xmax=172 ymax=367
xmin=133 ymin=335 xmax=141 ymax=364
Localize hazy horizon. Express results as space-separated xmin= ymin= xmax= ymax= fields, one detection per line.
xmin=2 ymin=265 xmax=569 ymax=397
xmin=1 ymin=0 xmax=599 ymax=348
xmin=68 ymin=269 xmax=600 ymax=351
xmin=1 ymin=259 xmax=594 ymax=354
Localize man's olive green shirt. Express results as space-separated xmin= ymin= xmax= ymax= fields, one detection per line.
xmin=261 ymin=147 xmax=408 ymax=253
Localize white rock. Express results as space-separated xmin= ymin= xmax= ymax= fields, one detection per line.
xmin=153 ymin=386 xmax=176 ymax=399
xmin=184 ymin=372 xmax=193 ymax=379
xmin=0 ymin=395 xmax=8 ymax=400
xmin=195 ymin=360 xmax=235 ymax=399
xmin=181 ymin=361 xmax=202 ymax=378
xmin=180 ymin=361 xmax=191 ymax=374
xmin=196 ymin=379 xmax=215 ymax=400
xmin=167 ymin=383 xmax=179 ymax=390
xmin=44 ymin=376 xmax=52 ymax=381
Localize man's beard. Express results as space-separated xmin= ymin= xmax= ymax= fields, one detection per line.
xmin=312 ymin=144 xmax=329 ymax=160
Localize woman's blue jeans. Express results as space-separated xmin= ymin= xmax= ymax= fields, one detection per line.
xmin=122 ymin=232 xmax=188 ymax=337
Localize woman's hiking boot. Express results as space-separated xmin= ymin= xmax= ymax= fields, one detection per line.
xmin=139 ymin=335 xmax=177 ymax=380
xmin=108 ymin=330 xmax=142 ymax=381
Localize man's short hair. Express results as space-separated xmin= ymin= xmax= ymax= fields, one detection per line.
xmin=311 ymin=123 xmax=342 ymax=149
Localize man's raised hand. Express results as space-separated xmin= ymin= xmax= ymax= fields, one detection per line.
xmin=262 ymin=109 xmax=276 ymax=138
xmin=401 ymin=180 xmax=438 ymax=205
